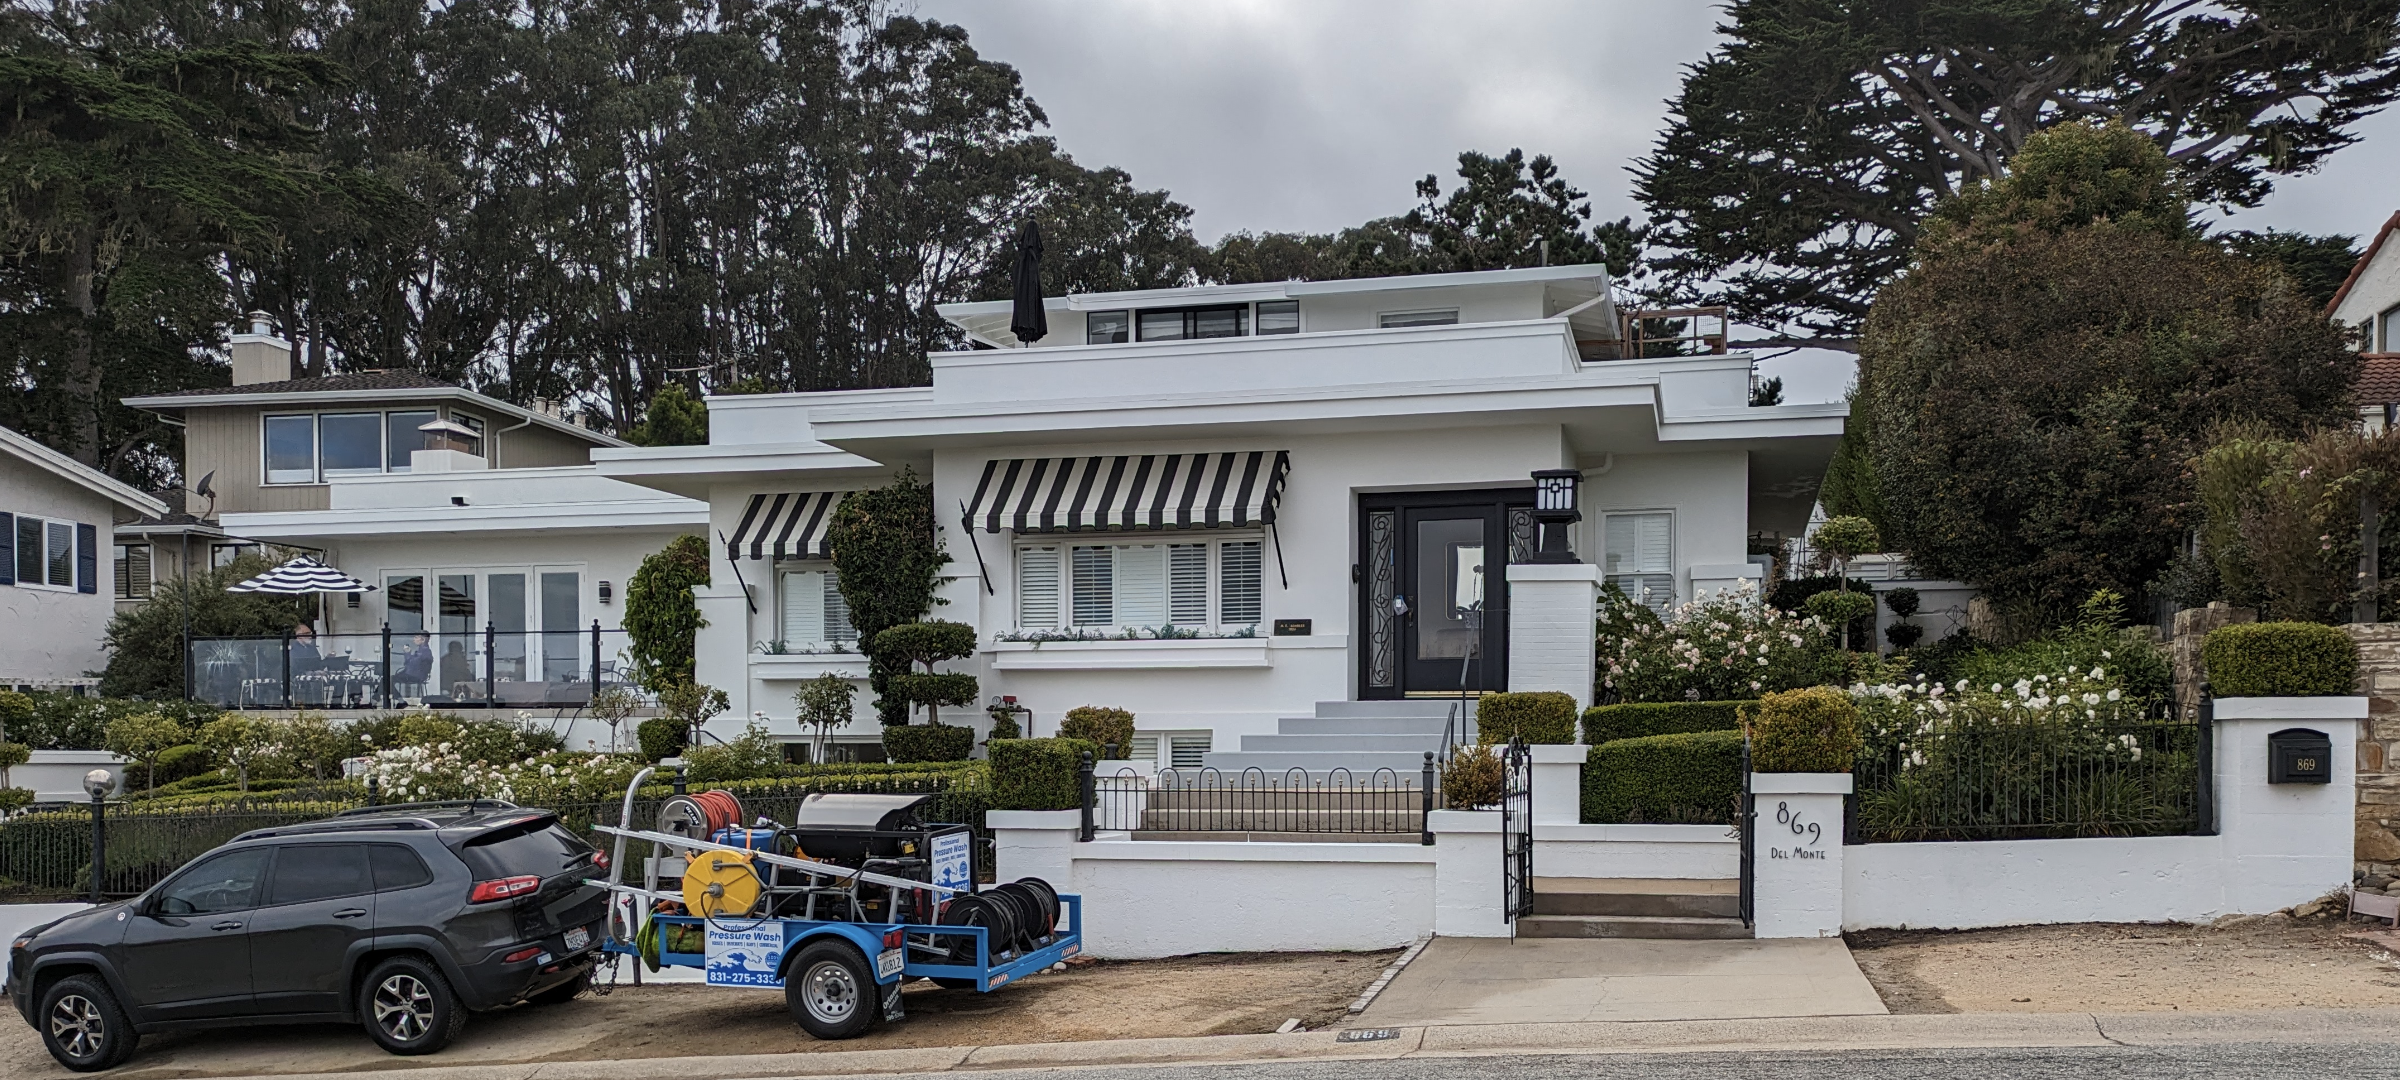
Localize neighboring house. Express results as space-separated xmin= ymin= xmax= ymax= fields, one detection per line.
xmin=2334 ymin=210 xmax=2400 ymax=433
xmin=597 ymin=264 xmax=1845 ymax=768
xmin=1 ymin=424 xmax=170 ymax=687
xmin=122 ymin=320 xmax=705 ymax=717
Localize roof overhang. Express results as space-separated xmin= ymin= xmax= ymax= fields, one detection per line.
xmin=221 ymin=499 xmax=706 ymax=540
xmin=0 ymin=425 xmax=171 ymax=518
xmin=592 ymin=441 xmax=896 ymax=499
xmin=120 ymin=386 xmax=629 ymax=449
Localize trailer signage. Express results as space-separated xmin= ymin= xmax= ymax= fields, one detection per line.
xmin=931 ymin=830 xmax=972 ymax=892
xmin=705 ymin=923 xmax=787 ymax=987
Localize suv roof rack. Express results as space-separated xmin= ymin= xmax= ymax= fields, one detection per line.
xmin=231 ymin=818 xmax=440 ymax=842
xmin=333 ymin=799 xmax=521 ymax=817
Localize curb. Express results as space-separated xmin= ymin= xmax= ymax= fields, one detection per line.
xmin=1346 ymin=933 xmax=1431 ymax=1014
xmin=114 ymin=1007 xmax=2400 ymax=1080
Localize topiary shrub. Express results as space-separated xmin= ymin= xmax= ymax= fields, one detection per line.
xmin=881 ymin=723 xmax=975 ymax=763
xmin=989 ymin=737 xmax=1100 ymax=810
xmin=636 ymin=717 xmax=689 ymax=763
xmin=1474 ymin=691 xmax=1576 ymax=745
xmin=1883 ymin=587 xmax=1920 ymax=619
xmin=1581 ymin=700 xmax=1749 ymax=744
xmin=1747 ymin=687 xmax=1862 ymax=773
xmin=2202 ymin=621 xmax=2358 ymax=697
xmin=1441 ymin=745 xmax=1505 ymax=808
xmin=1884 ymin=622 xmax=1925 ymax=649
xmin=830 ymin=470 xmax=951 ymax=726
xmin=1582 ymin=730 xmax=1743 ymax=824
xmin=1059 ymin=706 xmax=1136 ymax=756
xmin=874 ymin=621 xmax=980 ymax=726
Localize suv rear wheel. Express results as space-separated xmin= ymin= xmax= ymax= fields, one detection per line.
xmin=361 ymin=955 xmax=466 ymax=1055
xmin=39 ymin=974 xmax=138 ymax=1072
xmin=783 ymin=939 xmax=881 ymax=1040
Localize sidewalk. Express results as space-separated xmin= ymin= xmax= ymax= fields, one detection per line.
xmin=1354 ymin=936 xmax=1886 ymax=1025
xmin=49 ymin=1007 xmax=2400 ymax=1080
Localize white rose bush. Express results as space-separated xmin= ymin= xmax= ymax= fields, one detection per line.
xmin=1596 ymin=579 xmax=1845 ymax=703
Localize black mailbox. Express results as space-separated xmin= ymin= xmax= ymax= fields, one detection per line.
xmin=2267 ymin=728 xmax=2333 ymax=785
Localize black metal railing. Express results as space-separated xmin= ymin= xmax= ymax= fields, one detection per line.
xmin=1848 ymin=717 xmax=2205 ymax=843
xmin=187 ymin=623 xmax=640 ymax=710
xmin=1084 ymin=767 xmax=1429 ymax=839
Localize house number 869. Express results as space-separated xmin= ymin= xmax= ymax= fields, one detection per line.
xmin=1775 ymin=801 xmax=1822 ymax=846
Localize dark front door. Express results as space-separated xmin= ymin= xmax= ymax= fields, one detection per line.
xmin=1359 ymin=490 xmax=1534 ymax=698
xmin=119 ymin=846 xmax=269 ymax=1023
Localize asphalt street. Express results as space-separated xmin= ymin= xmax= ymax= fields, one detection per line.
xmin=962 ymin=1043 xmax=2400 ymax=1080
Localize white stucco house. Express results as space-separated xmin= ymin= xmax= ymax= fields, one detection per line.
xmin=1 ymin=425 xmax=170 ymax=687
xmin=2335 ymin=209 xmax=2400 ymax=434
xmin=596 ymin=265 xmax=1845 ymax=767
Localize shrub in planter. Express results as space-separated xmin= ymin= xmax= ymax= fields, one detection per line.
xmin=989 ymin=737 xmax=1101 ymax=810
xmin=1442 ymin=745 xmax=1505 ymax=809
xmin=1475 ymin=691 xmax=1576 ymax=745
xmin=1059 ymin=706 xmax=1136 ymax=756
xmin=1747 ymin=687 xmax=1862 ymax=773
xmin=881 ymin=723 xmax=975 ymax=763
xmin=1582 ymin=730 xmax=1743 ymax=824
xmin=2202 ymin=621 xmax=2358 ymax=697
xmin=1581 ymin=700 xmax=1749 ymax=744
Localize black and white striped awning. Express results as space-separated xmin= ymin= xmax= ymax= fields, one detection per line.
xmin=727 ymin=491 xmax=847 ymax=560
xmin=964 ymin=451 xmax=1290 ymax=533
xmin=225 ymin=556 xmax=375 ymax=594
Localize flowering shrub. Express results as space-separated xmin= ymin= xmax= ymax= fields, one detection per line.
xmin=358 ymin=742 xmax=640 ymax=805
xmin=1596 ymin=580 xmax=1843 ymax=703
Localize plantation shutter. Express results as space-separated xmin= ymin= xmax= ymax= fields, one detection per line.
xmin=780 ymin=570 xmax=825 ymax=645
xmin=1219 ymin=541 xmax=1263 ymax=625
xmin=1167 ymin=734 xmax=1211 ymax=769
xmin=1128 ymin=733 xmax=1160 ymax=764
xmin=1018 ymin=545 xmax=1062 ymax=628
xmin=822 ymin=579 xmax=854 ymax=645
xmin=1115 ymin=544 xmax=1167 ymax=626
xmin=76 ymin=523 xmax=97 ymax=593
xmin=1070 ymin=546 xmax=1112 ymax=626
xmin=1604 ymin=513 xmax=1675 ymax=613
xmin=0 ymin=511 xmax=13 ymax=585
xmin=1169 ymin=544 xmax=1208 ymax=625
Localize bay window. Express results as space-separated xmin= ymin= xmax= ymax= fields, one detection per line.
xmin=263 ymin=408 xmax=485 ymax=483
xmin=1018 ymin=536 xmax=1263 ymax=632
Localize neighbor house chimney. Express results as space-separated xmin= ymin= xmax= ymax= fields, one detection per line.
xmin=230 ymin=311 xmax=293 ymax=386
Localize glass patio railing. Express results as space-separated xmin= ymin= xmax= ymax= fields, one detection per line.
xmin=187 ymin=625 xmax=643 ymax=710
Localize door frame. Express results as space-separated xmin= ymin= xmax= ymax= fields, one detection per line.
xmin=1356 ymin=488 xmax=1535 ymax=700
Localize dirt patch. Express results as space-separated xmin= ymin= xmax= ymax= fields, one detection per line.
xmin=2 ymin=950 xmax=1392 ymax=1079
xmin=1847 ymin=918 xmax=2400 ymax=1014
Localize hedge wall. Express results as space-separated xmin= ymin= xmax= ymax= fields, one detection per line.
xmin=988 ymin=738 xmax=1100 ymax=810
xmin=2202 ymin=622 xmax=2358 ymax=697
xmin=1581 ymin=730 xmax=1744 ymax=825
xmin=881 ymin=723 xmax=975 ymax=763
xmin=1581 ymin=701 xmax=1750 ymax=745
xmin=1475 ymin=691 xmax=1577 ymax=745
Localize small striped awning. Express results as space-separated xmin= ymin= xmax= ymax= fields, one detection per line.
xmin=965 ymin=451 xmax=1290 ymax=533
xmin=727 ymin=491 xmax=848 ymax=560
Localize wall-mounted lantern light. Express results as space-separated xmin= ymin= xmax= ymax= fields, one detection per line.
xmin=1529 ymin=468 xmax=1582 ymax=564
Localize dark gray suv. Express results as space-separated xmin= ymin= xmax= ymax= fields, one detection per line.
xmin=8 ymin=801 xmax=608 ymax=1071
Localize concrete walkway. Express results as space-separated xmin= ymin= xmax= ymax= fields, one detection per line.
xmin=1354 ymin=936 xmax=1887 ymax=1026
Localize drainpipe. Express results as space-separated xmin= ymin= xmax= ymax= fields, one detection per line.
xmin=491 ymin=412 xmax=537 ymax=469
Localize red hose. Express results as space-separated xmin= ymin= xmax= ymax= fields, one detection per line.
xmin=690 ymin=789 xmax=744 ymax=838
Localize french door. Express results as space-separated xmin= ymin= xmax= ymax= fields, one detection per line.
xmin=382 ymin=567 xmax=584 ymax=697
xmin=1358 ymin=490 xmax=1536 ymax=698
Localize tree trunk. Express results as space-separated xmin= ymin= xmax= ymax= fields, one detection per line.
xmin=65 ymin=228 xmax=103 ymax=466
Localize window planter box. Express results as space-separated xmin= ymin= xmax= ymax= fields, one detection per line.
xmin=986 ymin=635 xmax=1343 ymax=671
xmin=747 ymin=652 xmax=868 ymax=681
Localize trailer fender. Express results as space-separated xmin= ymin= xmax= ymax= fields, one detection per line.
xmin=781 ymin=924 xmax=902 ymax=986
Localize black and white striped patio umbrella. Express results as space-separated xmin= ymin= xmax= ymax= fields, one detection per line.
xmin=225 ymin=556 xmax=376 ymax=594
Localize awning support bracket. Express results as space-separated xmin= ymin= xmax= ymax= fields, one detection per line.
xmin=716 ymin=530 xmax=758 ymax=614
xmin=1270 ymin=520 xmax=1290 ymax=590
xmin=960 ymin=502 xmax=994 ymax=595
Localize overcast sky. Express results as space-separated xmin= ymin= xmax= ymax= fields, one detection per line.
xmin=912 ymin=0 xmax=2400 ymax=402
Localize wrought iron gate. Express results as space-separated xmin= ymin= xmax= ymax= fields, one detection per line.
xmin=1736 ymin=731 xmax=1756 ymax=928
xmin=1500 ymin=736 xmax=1533 ymax=922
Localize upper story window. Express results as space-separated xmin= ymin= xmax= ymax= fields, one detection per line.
xmin=2379 ymin=303 xmax=2400 ymax=352
xmin=1256 ymin=300 xmax=1300 ymax=335
xmin=1379 ymin=308 xmax=1459 ymax=329
xmin=1137 ymin=305 xmax=1247 ymax=342
xmin=264 ymin=408 xmax=482 ymax=484
xmin=1087 ymin=310 xmax=1130 ymax=344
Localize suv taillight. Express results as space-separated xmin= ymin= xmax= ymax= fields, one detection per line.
xmin=592 ymin=850 xmax=610 ymax=870
xmin=469 ymin=875 xmax=542 ymax=903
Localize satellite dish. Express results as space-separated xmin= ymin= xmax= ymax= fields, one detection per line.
xmin=193 ymin=471 xmax=216 ymax=499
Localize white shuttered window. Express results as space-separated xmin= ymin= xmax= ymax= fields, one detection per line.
xmin=1018 ymin=536 xmax=1264 ymax=632
xmin=1603 ymin=512 xmax=1675 ymax=613
xmin=779 ymin=567 xmax=856 ymax=648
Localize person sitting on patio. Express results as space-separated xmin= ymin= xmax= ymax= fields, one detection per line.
xmin=440 ymin=639 xmax=474 ymax=698
xmin=396 ymin=632 xmax=434 ymax=699
xmin=290 ymin=624 xmax=323 ymax=674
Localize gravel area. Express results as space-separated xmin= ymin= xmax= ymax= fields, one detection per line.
xmin=1848 ymin=916 xmax=2400 ymax=1014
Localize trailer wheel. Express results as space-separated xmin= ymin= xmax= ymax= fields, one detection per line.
xmin=783 ymin=940 xmax=882 ymax=1040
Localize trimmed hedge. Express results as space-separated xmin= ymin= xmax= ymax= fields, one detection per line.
xmin=1442 ymin=744 xmax=1504 ymax=808
xmin=1474 ymin=691 xmax=1576 ymax=745
xmin=881 ymin=723 xmax=976 ymax=763
xmin=1581 ymin=701 xmax=1750 ymax=744
xmin=1582 ymin=730 xmax=1743 ymax=824
xmin=1059 ymin=706 xmax=1136 ymax=755
xmin=2202 ymin=621 xmax=2358 ymax=697
xmin=988 ymin=737 xmax=1100 ymax=810
xmin=1748 ymin=687 xmax=1861 ymax=773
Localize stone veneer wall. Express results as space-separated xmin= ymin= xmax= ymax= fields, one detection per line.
xmin=2342 ymin=624 xmax=2400 ymax=874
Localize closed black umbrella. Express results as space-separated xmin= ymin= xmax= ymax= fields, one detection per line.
xmin=1009 ymin=218 xmax=1047 ymax=344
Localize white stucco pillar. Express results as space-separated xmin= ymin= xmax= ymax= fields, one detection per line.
xmin=2211 ymin=697 xmax=2363 ymax=914
xmin=692 ymin=583 xmax=749 ymax=739
xmin=1751 ymin=773 xmax=1849 ymax=938
xmin=1430 ymin=809 xmax=1511 ymax=937
xmin=1530 ymin=743 xmax=1585 ymax=825
xmin=1505 ymin=562 xmax=1602 ymax=711
xmin=989 ymin=809 xmax=1080 ymax=887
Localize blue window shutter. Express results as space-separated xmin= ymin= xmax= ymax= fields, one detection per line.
xmin=0 ymin=511 xmax=13 ymax=585
xmin=77 ymin=522 xmax=98 ymax=593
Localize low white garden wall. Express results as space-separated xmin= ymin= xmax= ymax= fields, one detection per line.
xmin=1535 ymin=823 xmax=1737 ymax=879
xmin=12 ymin=751 xmax=123 ymax=803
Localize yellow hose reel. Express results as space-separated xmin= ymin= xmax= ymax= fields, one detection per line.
xmin=682 ymin=849 xmax=762 ymax=918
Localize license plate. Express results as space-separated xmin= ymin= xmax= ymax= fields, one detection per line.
xmin=876 ymin=948 xmax=904 ymax=978
xmin=564 ymin=927 xmax=590 ymax=952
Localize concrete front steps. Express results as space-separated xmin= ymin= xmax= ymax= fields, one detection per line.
xmin=1516 ymin=877 xmax=1751 ymax=940
xmin=1198 ymin=698 xmax=1477 ymax=778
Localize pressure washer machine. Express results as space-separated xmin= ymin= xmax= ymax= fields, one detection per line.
xmin=590 ymin=769 xmax=1082 ymax=1040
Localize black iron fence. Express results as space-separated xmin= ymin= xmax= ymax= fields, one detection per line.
xmin=1848 ymin=717 xmax=2206 ymax=843
xmin=189 ymin=624 xmax=639 ymax=710
xmin=0 ymin=771 xmax=993 ymax=902
xmin=1084 ymin=766 xmax=1432 ymax=840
